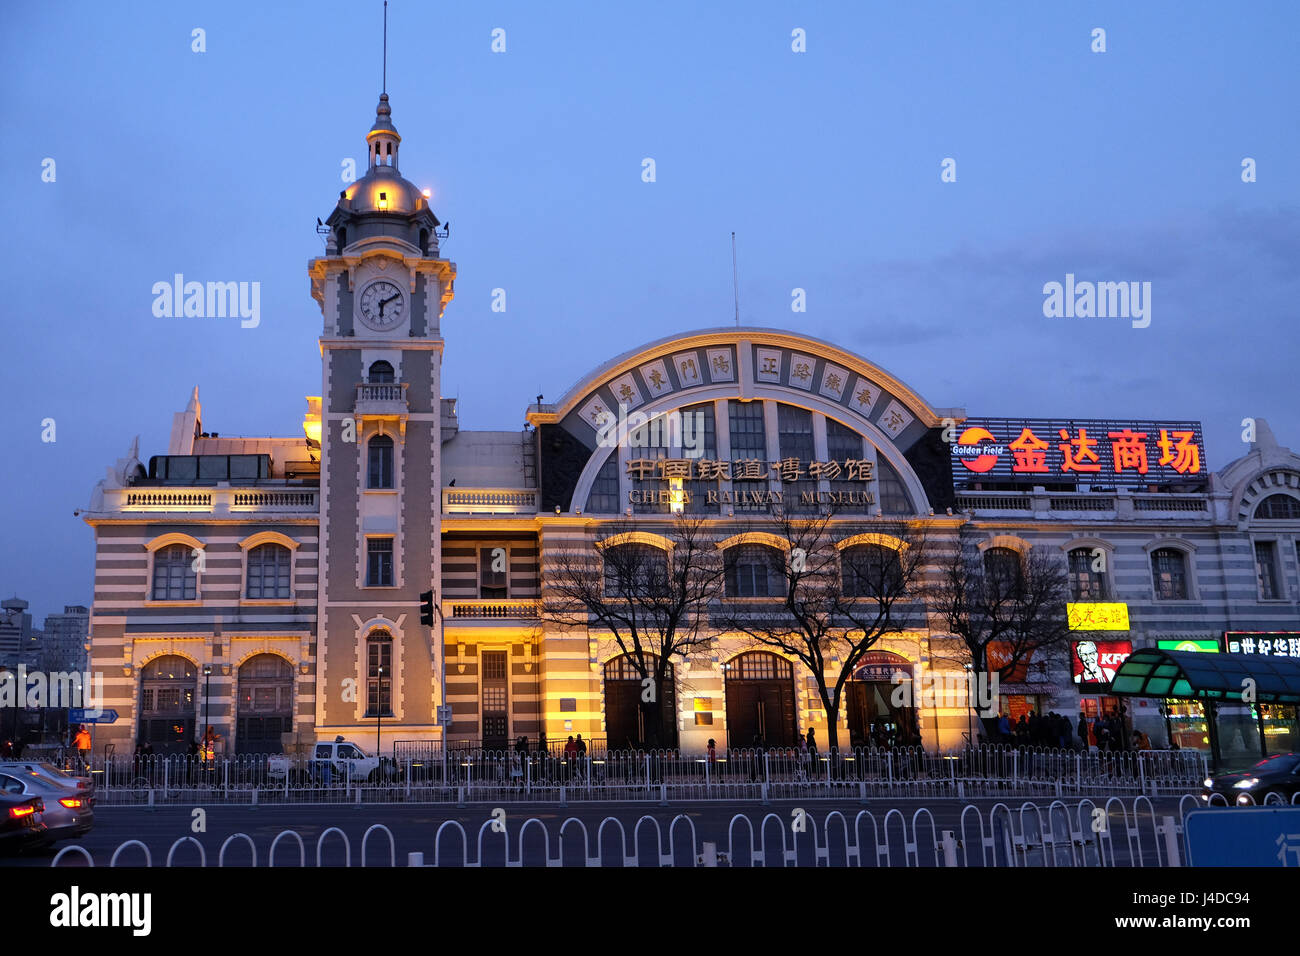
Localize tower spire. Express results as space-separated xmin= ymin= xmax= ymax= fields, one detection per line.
xmin=382 ymin=0 xmax=388 ymax=95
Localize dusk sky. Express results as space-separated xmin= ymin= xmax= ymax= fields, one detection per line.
xmin=2 ymin=0 xmax=1297 ymax=623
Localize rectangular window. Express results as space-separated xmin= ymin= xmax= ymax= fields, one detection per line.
xmin=682 ymin=402 xmax=718 ymax=514
xmin=366 ymin=538 xmax=394 ymax=587
xmin=1256 ymin=541 xmax=1281 ymax=599
xmin=729 ymin=400 xmax=768 ymax=512
xmin=777 ymin=405 xmax=816 ymax=512
xmin=479 ymin=547 xmax=508 ymax=599
xmin=586 ymin=455 xmax=620 ymax=514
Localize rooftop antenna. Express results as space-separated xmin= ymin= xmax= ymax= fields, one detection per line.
xmin=382 ymin=0 xmax=388 ymax=94
xmin=731 ymin=231 xmax=740 ymax=327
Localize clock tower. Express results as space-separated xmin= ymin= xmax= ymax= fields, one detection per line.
xmin=308 ymin=92 xmax=455 ymax=745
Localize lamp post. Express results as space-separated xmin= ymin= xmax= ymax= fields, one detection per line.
xmin=202 ymin=664 xmax=212 ymax=768
xmin=963 ymin=662 xmax=974 ymax=749
xmin=376 ymin=665 xmax=383 ymax=765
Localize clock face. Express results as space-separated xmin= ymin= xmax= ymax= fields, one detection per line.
xmin=358 ymin=279 xmax=406 ymax=331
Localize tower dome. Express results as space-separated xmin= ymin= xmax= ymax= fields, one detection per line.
xmin=324 ymin=94 xmax=441 ymax=255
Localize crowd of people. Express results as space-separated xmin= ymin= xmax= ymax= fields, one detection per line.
xmin=988 ymin=708 xmax=1153 ymax=752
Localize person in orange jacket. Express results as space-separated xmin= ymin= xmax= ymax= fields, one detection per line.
xmin=73 ymin=724 xmax=92 ymax=771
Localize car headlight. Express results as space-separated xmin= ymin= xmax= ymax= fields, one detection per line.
xmin=1203 ymin=778 xmax=1214 ymax=788
xmin=1232 ymin=778 xmax=1259 ymax=789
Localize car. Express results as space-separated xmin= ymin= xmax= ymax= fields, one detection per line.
xmin=0 ymin=771 xmax=93 ymax=840
xmin=0 ymin=761 xmax=95 ymax=799
xmin=1201 ymin=752 xmax=1300 ymax=805
xmin=0 ymin=793 xmax=51 ymax=855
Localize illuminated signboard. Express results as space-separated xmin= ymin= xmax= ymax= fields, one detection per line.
xmin=1156 ymin=639 xmax=1220 ymax=653
xmin=1223 ymin=631 xmax=1300 ymax=660
xmin=952 ymin=418 xmax=1206 ymax=484
xmin=1071 ymin=639 xmax=1132 ymax=685
xmin=1067 ymin=603 xmax=1130 ymax=631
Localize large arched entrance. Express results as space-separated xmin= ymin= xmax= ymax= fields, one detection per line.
xmin=236 ymin=654 xmax=295 ymax=754
xmin=603 ymin=653 xmax=678 ymax=750
xmin=847 ymin=651 xmax=920 ymax=749
xmin=724 ymin=651 xmax=797 ymax=748
xmin=137 ymin=656 xmax=197 ymax=755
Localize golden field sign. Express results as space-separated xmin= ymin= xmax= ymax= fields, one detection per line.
xmin=1067 ymin=602 xmax=1130 ymax=631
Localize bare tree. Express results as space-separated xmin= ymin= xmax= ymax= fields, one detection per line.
xmin=713 ymin=510 xmax=930 ymax=752
xmin=925 ymin=535 xmax=1072 ymax=741
xmin=539 ymin=514 xmax=727 ymax=749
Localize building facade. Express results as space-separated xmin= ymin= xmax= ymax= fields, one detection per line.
xmin=81 ymin=93 xmax=1300 ymax=758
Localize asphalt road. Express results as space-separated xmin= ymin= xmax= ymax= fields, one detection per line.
xmin=2 ymin=796 xmax=1186 ymax=867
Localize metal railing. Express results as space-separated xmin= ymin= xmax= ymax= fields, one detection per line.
xmin=83 ymin=745 xmax=1207 ymax=806
xmin=56 ymin=793 xmax=1280 ymax=867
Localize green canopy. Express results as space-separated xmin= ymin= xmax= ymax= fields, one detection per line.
xmin=1110 ymin=648 xmax=1300 ymax=704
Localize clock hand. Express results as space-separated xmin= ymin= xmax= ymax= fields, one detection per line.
xmin=380 ymin=294 xmax=400 ymax=308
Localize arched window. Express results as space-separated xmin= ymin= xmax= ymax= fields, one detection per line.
xmin=1255 ymin=494 xmax=1300 ymax=520
xmin=151 ymin=544 xmax=197 ymax=600
xmin=368 ymin=360 xmax=395 ymax=383
xmin=1067 ymin=547 xmax=1108 ymax=601
xmin=876 ymin=457 xmax=913 ymax=515
xmin=138 ymin=656 xmax=197 ymax=755
xmin=982 ymin=547 xmax=1023 ymax=598
xmin=1151 ymin=548 xmax=1189 ymax=600
xmin=724 ymin=544 xmax=785 ymax=597
xmin=246 ymin=543 xmax=291 ymax=599
xmin=366 ymin=631 xmax=393 ymax=717
xmin=236 ymin=654 xmax=294 ymax=754
xmin=603 ymin=543 xmax=669 ymax=598
xmin=842 ymin=544 xmax=904 ymax=598
xmin=585 ymin=455 xmax=620 ymax=514
xmin=368 ymin=434 xmax=394 ymax=489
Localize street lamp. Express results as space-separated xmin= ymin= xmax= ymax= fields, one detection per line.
xmin=963 ymin=662 xmax=974 ymax=750
xmin=376 ymin=665 xmax=383 ymax=766
xmin=202 ymin=664 xmax=212 ymax=741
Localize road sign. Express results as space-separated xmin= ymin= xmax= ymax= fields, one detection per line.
xmin=68 ymin=708 xmax=118 ymax=725
xmin=1185 ymin=807 xmax=1300 ymax=866
xmin=436 ymin=705 xmax=453 ymax=725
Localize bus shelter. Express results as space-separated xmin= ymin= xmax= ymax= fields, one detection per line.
xmin=1109 ymin=649 xmax=1300 ymax=771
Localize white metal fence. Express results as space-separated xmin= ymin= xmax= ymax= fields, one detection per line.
xmin=81 ymin=745 xmax=1208 ymax=805
xmin=52 ymin=792 xmax=1298 ymax=867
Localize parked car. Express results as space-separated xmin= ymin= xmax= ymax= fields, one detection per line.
xmin=0 ymin=761 xmax=95 ymax=799
xmin=0 ymin=793 xmax=50 ymax=855
xmin=268 ymin=737 xmax=402 ymax=784
xmin=0 ymin=772 xmax=93 ymax=840
xmin=1201 ymin=752 xmax=1300 ymax=805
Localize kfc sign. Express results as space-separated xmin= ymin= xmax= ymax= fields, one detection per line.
xmin=1072 ymin=640 xmax=1132 ymax=685
xmin=951 ymin=418 xmax=1206 ymax=484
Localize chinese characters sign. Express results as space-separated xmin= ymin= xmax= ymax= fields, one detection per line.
xmin=625 ymin=457 xmax=875 ymax=508
xmin=1224 ymin=632 xmax=1300 ymax=660
xmin=1067 ymin=602 xmax=1131 ymax=631
xmin=952 ymin=418 xmax=1206 ymax=484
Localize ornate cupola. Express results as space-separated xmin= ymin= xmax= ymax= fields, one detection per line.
xmin=322 ymin=94 xmax=442 ymax=258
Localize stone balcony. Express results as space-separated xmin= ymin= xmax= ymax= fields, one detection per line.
xmin=445 ymin=598 xmax=539 ymax=621
xmin=104 ymin=486 xmax=319 ymax=516
xmin=442 ymin=488 xmax=538 ymax=515
xmin=354 ymin=382 xmax=409 ymax=418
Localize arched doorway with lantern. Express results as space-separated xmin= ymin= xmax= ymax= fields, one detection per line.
xmin=137 ymin=655 xmax=198 ymax=756
xmin=846 ymin=650 xmax=920 ymax=749
xmin=236 ymin=654 xmax=295 ymax=754
xmin=723 ymin=651 xmax=797 ymax=748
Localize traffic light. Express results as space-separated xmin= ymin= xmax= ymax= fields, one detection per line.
xmin=419 ymin=589 xmax=435 ymax=627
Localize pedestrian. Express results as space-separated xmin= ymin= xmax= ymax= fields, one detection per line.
xmin=73 ymin=724 xmax=92 ymax=772
xmin=564 ymin=735 xmax=576 ymax=781
xmin=0 ymin=739 xmax=11 ymax=760
xmin=997 ymin=712 xmax=1011 ymax=743
xmin=805 ymin=727 xmax=817 ymax=756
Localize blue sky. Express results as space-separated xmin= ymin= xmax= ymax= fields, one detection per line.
xmin=2 ymin=0 xmax=1298 ymax=621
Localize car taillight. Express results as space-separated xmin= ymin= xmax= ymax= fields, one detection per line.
xmin=59 ymin=798 xmax=84 ymax=809
xmin=9 ymin=804 xmax=36 ymax=819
